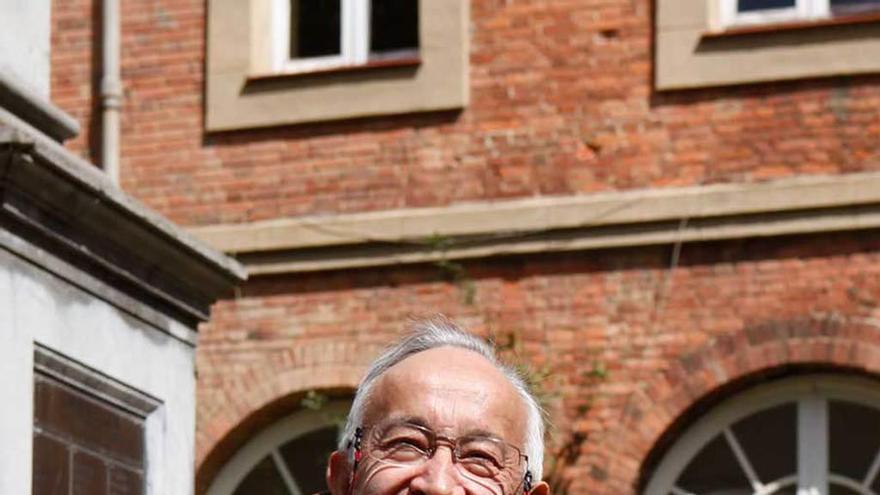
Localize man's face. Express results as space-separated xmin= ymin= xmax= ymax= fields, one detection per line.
xmin=327 ymin=347 xmax=549 ymax=495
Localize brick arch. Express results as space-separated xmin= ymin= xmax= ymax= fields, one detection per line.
xmin=593 ymin=316 xmax=880 ymax=494
xmin=195 ymin=364 xmax=364 ymax=495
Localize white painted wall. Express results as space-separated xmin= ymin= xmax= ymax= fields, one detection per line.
xmin=0 ymin=244 xmax=198 ymax=494
xmin=0 ymin=0 xmax=51 ymax=97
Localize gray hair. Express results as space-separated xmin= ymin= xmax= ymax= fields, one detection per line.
xmin=338 ymin=317 xmax=545 ymax=480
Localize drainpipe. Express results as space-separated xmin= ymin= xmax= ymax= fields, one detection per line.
xmin=101 ymin=0 xmax=121 ymax=184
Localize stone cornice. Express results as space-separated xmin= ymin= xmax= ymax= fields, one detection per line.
xmin=0 ymin=73 xmax=79 ymax=141
xmin=191 ymin=172 xmax=880 ymax=275
xmin=0 ymin=107 xmax=245 ymax=325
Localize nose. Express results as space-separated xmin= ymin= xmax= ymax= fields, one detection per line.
xmin=408 ymin=446 xmax=465 ymax=495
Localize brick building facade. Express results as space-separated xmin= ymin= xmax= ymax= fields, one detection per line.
xmin=50 ymin=0 xmax=880 ymax=493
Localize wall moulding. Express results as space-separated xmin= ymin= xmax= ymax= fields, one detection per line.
xmin=190 ymin=172 xmax=880 ymax=275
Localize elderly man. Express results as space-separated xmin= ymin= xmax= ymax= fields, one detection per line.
xmin=325 ymin=318 xmax=550 ymax=495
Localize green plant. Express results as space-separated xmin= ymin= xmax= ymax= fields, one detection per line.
xmin=300 ymin=389 xmax=329 ymax=411
xmin=542 ymin=432 xmax=587 ymax=495
xmin=423 ymin=233 xmax=476 ymax=305
xmin=299 ymin=389 xmax=348 ymax=429
xmin=487 ymin=327 xmax=607 ymax=495
xmin=586 ymin=360 xmax=609 ymax=380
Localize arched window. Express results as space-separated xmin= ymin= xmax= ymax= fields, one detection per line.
xmin=645 ymin=375 xmax=880 ymax=495
xmin=207 ymin=400 xmax=350 ymax=495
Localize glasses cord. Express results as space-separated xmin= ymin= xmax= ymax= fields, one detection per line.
xmin=346 ymin=427 xmax=364 ymax=495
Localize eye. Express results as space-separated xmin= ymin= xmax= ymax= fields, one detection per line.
xmin=375 ymin=428 xmax=432 ymax=463
xmin=457 ymin=441 xmax=505 ymax=473
xmin=388 ymin=435 xmax=429 ymax=450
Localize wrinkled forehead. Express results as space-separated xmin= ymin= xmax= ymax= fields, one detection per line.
xmin=362 ymin=347 xmax=528 ymax=446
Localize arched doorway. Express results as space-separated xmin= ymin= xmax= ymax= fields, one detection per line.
xmin=645 ymin=375 xmax=880 ymax=495
xmin=207 ymin=400 xmax=350 ymax=495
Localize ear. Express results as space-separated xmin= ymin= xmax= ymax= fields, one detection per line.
xmin=326 ymin=450 xmax=351 ymax=495
xmin=527 ymin=481 xmax=550 ymax=495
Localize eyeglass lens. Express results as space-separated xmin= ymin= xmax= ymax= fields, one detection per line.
xmin=363 ymin=422 xmax=527 ymax=495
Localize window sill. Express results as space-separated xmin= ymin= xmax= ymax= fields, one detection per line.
xmin=655 ymin=0 xmax=880 ymax=90
xmin=247 ymin=55 xmax=422 ymax=83
xmin=704 ymin=11 xmax=880 ymax=39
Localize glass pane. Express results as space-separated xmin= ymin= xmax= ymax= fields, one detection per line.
xmin=738 ymin=0 xmax=796 ymax=11
xmin=732 ymin=403 xmax=797 ymax=484
xmin=829 ymin=400 xmax=880 ymax=481
xmin=291 ymin=0 xmax=341 ymax=59
xmin=370 ymin=0 xmax=419 ymax=53
xmin=676 ymin=434 xmax=753 ymax=494
xmin=33 ymin=433 xmax=70 ymax=495
xmin=831 ymin=0 xmax=880 ymax=15
xmin=73 ymin=451 xmax=107 ymax=495
xmin=34 ymin=375 xmax=145 ymax=467
xmin=233 ymin=455 xmax=289 ymax=495
xmin=279 ymin=425 xmax=339 ymax=495
xmin=109 ymin=467 xmax=143 ymax=495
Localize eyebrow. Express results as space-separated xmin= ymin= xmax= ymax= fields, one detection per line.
xmin=462 ymin=427 xmax=503 ymax=439
xmin=385 ymin=415 xmax=430 ymax=429
xmin=382 ymin=415 xmax=506 ymax=441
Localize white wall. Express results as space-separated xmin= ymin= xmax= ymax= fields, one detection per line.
xmin=0 ymin=241 xmax=198 ymax=494
xmin=0 ymin=0 xmax=51 ymax=97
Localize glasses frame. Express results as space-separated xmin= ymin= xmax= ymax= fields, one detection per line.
xmin=346 ymin=424 xmax=534 ymax=495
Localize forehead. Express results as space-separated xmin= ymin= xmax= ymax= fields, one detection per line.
xmin=363 ymin=346 xmax=527 ymax=445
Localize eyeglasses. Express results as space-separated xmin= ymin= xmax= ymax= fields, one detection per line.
xmin=348 ymin=421 xmax=532 ymax=495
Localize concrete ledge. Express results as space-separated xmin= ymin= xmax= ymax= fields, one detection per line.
xmin=232 ymin=204 xmax=880 ymax=274
xmin=190 ymin=172 xmax=880 ymax=274
xmin=0 ymin=106 xmax=245 ymax=324
xmin=0 ymin=73 xmax=79 ymax=141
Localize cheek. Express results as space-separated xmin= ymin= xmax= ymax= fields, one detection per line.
xmin=357 ymin=460 xmax=418 ymax=495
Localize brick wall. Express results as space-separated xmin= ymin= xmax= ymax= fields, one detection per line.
xmin=196 ymin=231 xmax=880 ymax=493
xmin=52 ymin=0 xmax=880 ymax=227
xmin=49 ymin=0 xmax=880 ymax=493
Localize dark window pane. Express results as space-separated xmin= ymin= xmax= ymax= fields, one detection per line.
xmin=34 ymin=376 xmax=145 ymax=467
xmin=731 ymin=403 xmax=797 ymax=484
xmin=831 ymin=0 xmax=880 ymax=15
xmin=73 ymin=451 xmax=107 ymax=495
xmin=233 ymin=456 xmax=288 ymax=495
xmin=109 ymin=467 xmax=143 ymax=495
xmin=677 ymin=434 xmax=753 ymax=494
xmin=829 ymin=400 xmax=880 ymax=481
xmin=370 ymin=0 xmax=419 ymax=53
xmin=33 ymin=433 xmax=69 ymax=495
xmin=738 ymin=0 xmax=796 ymax=11
xmin=279 ymin=425 xmax=339 ymax=494
xmin=292 ymin=0 xmax=342 ymax=59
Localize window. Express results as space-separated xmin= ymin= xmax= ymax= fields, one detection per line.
xmin=654 ymin=0 xmax=880 ymax=90
xmin=272 ymin=0 xmax=419 ymax=73
xmin=206 ymin=401 xmax=351 ymax=495
xmin=205 ymin=0 xmax=467 ymax=130
xmin=720 ymin=0 xmax=880 ymax=28
xmin=644 ymin=375 xmax=880 ymax=495
xmin=31 ymin=346 xmax=159 ymax=495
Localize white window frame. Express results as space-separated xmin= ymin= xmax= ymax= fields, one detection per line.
xmin=720 ymin=0 xmax=831 ymax=27
xmin=644 ymin=374 xmax=880 ymax=495
xmin=271 ymin=0 xmax=420 ymax=74
xmin=206 ymin=400 xmax=350 ymax=495
xmin=272 ymin=0 xmax=368 ymax=73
